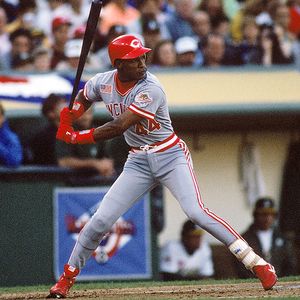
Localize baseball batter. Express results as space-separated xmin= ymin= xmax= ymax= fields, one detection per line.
xmin=48 ymin=34 xmax=277 ymax=298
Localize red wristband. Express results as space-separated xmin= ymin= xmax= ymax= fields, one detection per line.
xmin=71 ymin=101 xmax=85 ymax=120
xmin=72 ymin=128 xmax=95 ymax=144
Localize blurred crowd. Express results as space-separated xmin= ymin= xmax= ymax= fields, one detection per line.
xmin=0 ymin=0 xmax=299 ymax=73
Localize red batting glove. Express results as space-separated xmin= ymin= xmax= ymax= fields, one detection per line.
xmin=59 ymin=107 xmax=73 ymax=127
xmin=56 ymin=124 xmax=74 ymax=143
xmin=56 ymin=126 xmax=95 ymax=144
xmin=70 ymin=128 xmax=96 ymax=144
xmin=59 ymin=102 xmax=85 ymax=127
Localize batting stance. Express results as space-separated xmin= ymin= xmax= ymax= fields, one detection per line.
xmin=48 ymin=34 xmax=277 ymax=298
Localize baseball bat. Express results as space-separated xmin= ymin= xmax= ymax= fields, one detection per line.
xmin=68 ymin=0 xmax=103 ymax=110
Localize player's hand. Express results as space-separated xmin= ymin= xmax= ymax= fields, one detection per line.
xmin=56 ymin=126 xmax=96 ymax=144
xmin=59 ymin=107 xmax=74 ymax=127
xmin=56 ymin=124 xmax=74 ymax=143
xmin=60 ymin=101 xmax=86 ymax=126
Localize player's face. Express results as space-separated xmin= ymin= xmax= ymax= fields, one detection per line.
xmin=117 ymin=54 xmax=147 ymax=82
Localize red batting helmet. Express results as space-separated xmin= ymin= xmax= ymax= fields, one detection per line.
xmin=108 ymin=34 xmax=151 ymax=66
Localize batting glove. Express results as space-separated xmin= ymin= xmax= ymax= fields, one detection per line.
xmin=59 ymin=108 xmax=73 ymax=127
xmin=59 ymin=102 xmax=85 ymax=126
xmin=56 ymin=126 xmax=95 ymax=144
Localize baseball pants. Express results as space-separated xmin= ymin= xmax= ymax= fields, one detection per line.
xmin=68 ymin=139 xmax=241 ymax=269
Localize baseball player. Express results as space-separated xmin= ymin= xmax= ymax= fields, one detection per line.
xmin=48 ymin=34 xmax=277 ymax=298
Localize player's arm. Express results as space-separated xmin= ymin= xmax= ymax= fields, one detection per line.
xmin=57 ymin=109 xmax=143 ymax=144
xmin=59 ymin=90 xmax=92 ymax=127
xmin=93 ymin=110 xmax=142 ymax=141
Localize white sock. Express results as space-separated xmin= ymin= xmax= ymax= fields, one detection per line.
xmin=229 ymin=239 xmax=267 ymax=270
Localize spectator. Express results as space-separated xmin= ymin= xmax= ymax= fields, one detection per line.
xmin=211 ymin=15 xmax=231 ymax=42
xmin=94 ymin=25 xmax=127 ymax=71
xmin=56 ymin=107 xmax=115 ymax=178
xmin=0 ymin=8 xmax=11 ymax=67
xmin=191 ymin=10 xmax=211 ymax=44
xmin=50 ymin=16 xmax=72 ymax=69
xmin=0 ymin=102 xmax=23 ymax=168
xmin=35 ymin=0 xmax=69 ymax=37
xmin=62 ymin=0 xmax=90 ymax=36
xmin=56 ymin=38 xmax=99 ymax=72
xmin=267 ymin=0 xmax=296 ymax=65
xmin=32 ymin=46 xmax=52 ymax=72
xmin=231 ymin=0 xmax=269 ymax=43
xmin=55 ymin=38 xmax=81 ymax=72
xmin=11 ymin=52 xmax=33 ymax=71
xmin=0 ymin=0 xmax=17 ymax=23
xmin=141 ymin=14 xmax=162 ymax=65
xmin=30 ymin=94 xmax=67 ymax=165
xmin=201 ymin=33 xmax=226 ymax=67
xmin=238 ymin=16 xmax=266 ymax=65
xmin=165 ymin=0 xmax=196 ymax=41
xmin=151 ymin=39 xmax=177 ymax=67
xmin=99 ymin=0 xmax=140 ymax=35
xmin=235 ymin=197 xmax=297 ymax=278
xmin=6 ymin=0 xmax=37 ymax=34
xmin=258 ymin=23 xmax=294 ymax=65
xmin=127 ymin=0 xmax=171 ymax=40
xmin=198 ymin=0 xmax=229 ymax=28
xmin=160 ymin=219 xmax=214 ymax=280
xmin=174 ymin=36 xmax=199 ymax=67
xmin=1 ymin=28 xmax=33 ymax=70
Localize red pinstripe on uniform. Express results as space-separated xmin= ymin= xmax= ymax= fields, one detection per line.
xmin=178 ymin=140 xmax=242 ymax=240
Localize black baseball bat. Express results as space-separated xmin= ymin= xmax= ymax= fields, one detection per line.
xmin=69 ymin=0 xmax=103 ymax=110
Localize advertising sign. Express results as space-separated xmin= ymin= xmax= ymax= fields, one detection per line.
xmin=53 ymin=187 xmax=152 ymax=280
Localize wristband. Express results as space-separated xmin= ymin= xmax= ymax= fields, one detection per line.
xmin=71 ymin=101 xmax=85 ymax=120
xmin=72 ymin=128 xmax=95 ymax=144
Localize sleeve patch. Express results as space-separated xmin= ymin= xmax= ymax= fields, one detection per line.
xmin=134 ymin=92 xmax=153 ymax=108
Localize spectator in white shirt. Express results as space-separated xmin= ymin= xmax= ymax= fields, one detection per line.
xmin=160 ymin=219 xmax=214 ymax=280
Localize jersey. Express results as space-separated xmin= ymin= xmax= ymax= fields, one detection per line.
xmin=83 ymin=70 xmax=174 ymax=147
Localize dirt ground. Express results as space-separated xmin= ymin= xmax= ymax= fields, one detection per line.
xmin=1 ymin=281 xmax=300 ymax=300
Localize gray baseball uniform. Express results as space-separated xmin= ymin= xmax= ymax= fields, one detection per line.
xmin=68 ymin=70 xmax=242 ymax=269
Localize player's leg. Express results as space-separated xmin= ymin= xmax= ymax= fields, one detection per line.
xmin=68 ymin=168 xmax=156 ymax=269
xmin=158 ymin=141 xmax=277 ymax=290
xmin=48 ymin=155 xmax=156 ymax=298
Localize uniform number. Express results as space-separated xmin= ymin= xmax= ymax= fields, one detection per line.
xmin=135 ymin=119 xmax=161 ymax=135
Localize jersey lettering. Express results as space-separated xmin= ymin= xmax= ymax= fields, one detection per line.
xmin=135 ymin=119 xmax=161 ymax=135
xmin=148 ymin=119 xmax=161 ymax=131
xmin=135 ymin=123 xmax=149 ymax=135
xmin=106 ymin=103 xmax=127 ymax=117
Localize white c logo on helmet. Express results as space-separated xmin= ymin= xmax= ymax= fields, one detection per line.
xmin=130 ymin=39 xmax=141 ymax=48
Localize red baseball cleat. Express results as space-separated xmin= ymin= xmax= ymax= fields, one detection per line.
xmin=47 ymin=264 xmax=79 ymax=298
xmin=253 ymin=263 xmax=277 ymax=290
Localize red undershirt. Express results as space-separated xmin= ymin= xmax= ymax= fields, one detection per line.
xmin=115 ymin=72 xmax=137 ymax=95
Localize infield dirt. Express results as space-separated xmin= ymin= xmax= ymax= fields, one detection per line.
xmin=1 ymin=281 xmax=299 ymax=299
